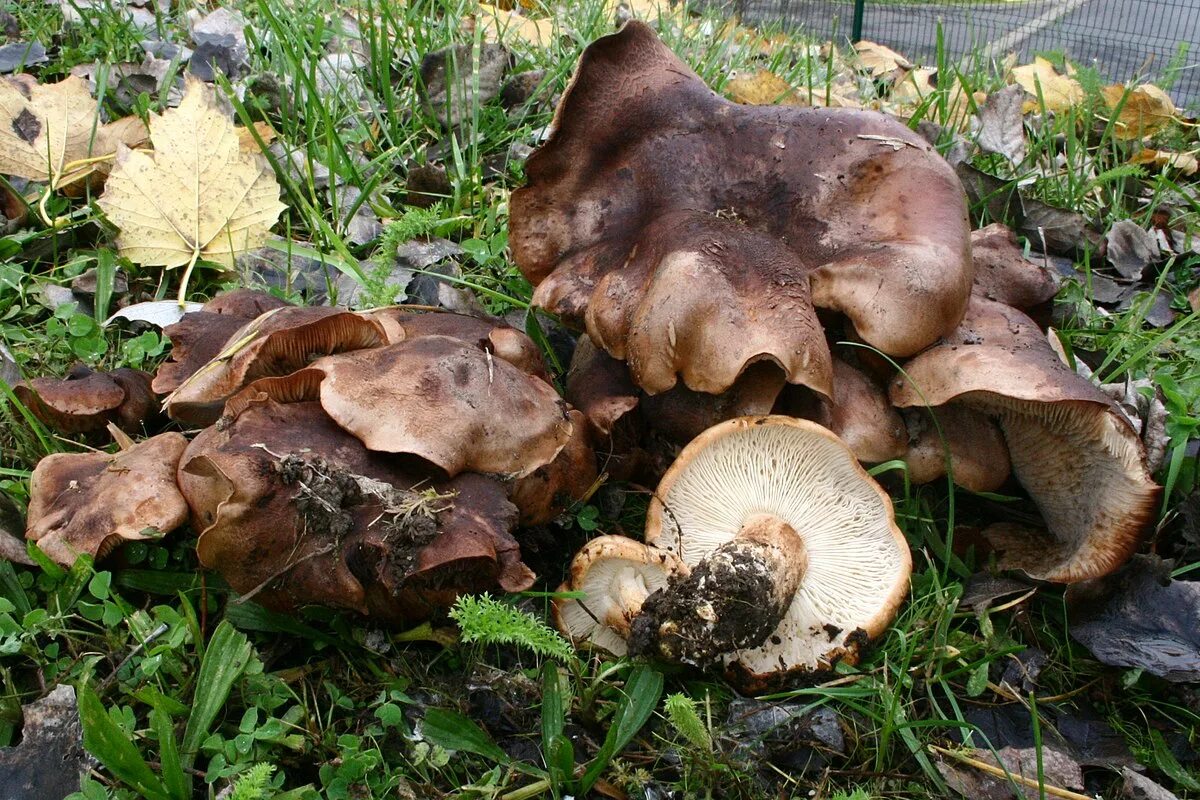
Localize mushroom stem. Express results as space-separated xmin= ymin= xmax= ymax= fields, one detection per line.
xmin=630 ymin=513 xmax=807 ymax=668
xmin=602 ymin=567 xmax=652 ymax=637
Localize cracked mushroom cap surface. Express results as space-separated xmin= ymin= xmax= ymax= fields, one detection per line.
xmin=165 ymin=305 xmax=386 ymax=425
xmin=553 ymin=535 xmax=685 ymax=656
xmin=890 ymin=295 xmax=1159 ymax=582
xmin=153 ymin=290 xmax=292 ymax=395
xmin=178 ymin=397 xmax=534 ymax=622
xmin=644 ymin=416 xmax=910 ymax=688
xmin=510 ymin=21 xmax=972 ymax=393
xmin=15 ymin=365 xmax=156 ymax=435
xmin=26 ymin=432 xmax=189 ymax=564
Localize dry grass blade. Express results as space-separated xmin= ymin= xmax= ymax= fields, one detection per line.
xmin=929 ymin=745 xmax=1094 ymax=800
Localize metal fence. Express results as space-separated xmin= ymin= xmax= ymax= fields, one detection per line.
xmin=724 ymin=0 xmax=1200 ymax=108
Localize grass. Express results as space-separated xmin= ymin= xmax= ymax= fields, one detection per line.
xmin=1 ymin=0 xmax=1198 ymax=798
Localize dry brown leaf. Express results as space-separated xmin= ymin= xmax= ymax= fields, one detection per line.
xmin=0 ymin=75 xmax=124 ymax=189
xmin=1189 ymin=286 xmax=1199 ymax=313
xmin=1101 ymin=83 xmax=1177 ymax=140
xmin=887 ymin=68 xmax=979 ymax=127
xmin=725 ymin=70 xmax=802 ymax=106
xmin=1011 ymin=56 xmax=1083 ymax=112
xmin=607 ymin=0 xmax=687 ymax=24
xmin=476 ymin=3 xmax=555 ymax=47
xmin=236 ymin=120 xmax=277 ymax=152
xmin=853 ymin=40 xmax=911 ymax=77
xmin=97 ymin=77 xmax=286 ymax=298
xmin=1129 ymin=147 xmax=1199 ymax=175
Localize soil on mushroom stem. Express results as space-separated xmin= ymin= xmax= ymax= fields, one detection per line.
xmin=630 ymin=547 xmax=784 ymax=668
xmin=276 ymin=455 xmax=445 ymax=583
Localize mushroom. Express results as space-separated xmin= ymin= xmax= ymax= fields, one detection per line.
xmin=15 ymin=365 xmax=157 ymax=436
xmin=179 ymin=396 xmax=535 ymax=622
xmin=553 ymin=535 xmax=685 ymax=655
xmin=781 ymin=356 xmax=907 ymax=464
xmin=969 ymin=223 xmax=1059 ymax=312
xmin=152 ymin=289 xmax=292 ymax=395
xmin=511 ymin=21 xmax=971 ymax=402
xmin=633 ymin=416 xmax=911 ymax=690
xmin=26 ymin=432 xmax=189 ymax=564
xmin=164 ymin=305 xmax=386 ymax=425
xmin=899 ymin=405 xmax=1011 ymax=492
xmin=890 ymin=295 xmax=1159 ymax=582
xmin=510 ymin=409 xmax=598 ymax=525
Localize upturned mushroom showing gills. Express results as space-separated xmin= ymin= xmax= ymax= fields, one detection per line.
xmin=553 ymin=535 xmax=685 ymax=656
xmin=633 ymin=416 xmax=911 ymax=690
xmin=510 ymin=20 xmax=972 ymax=403
xmin=890 ymin=296 xmax=1160 ymax=582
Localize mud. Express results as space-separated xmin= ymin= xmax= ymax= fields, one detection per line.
xmin=628 ymin=546 xmax=788 ymax=668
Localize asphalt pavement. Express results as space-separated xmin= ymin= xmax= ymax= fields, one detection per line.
xmin=734 ymin=0 xmax=1200 ymax=108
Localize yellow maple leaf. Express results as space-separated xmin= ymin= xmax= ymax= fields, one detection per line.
xmin=1010 ymin=56 xmax=1083 ymax=112
xmin=1128 ymin=147 xmax=1198 ymax=176
xmin=853 ymin=40 xmax=912 ymax=77
xmin=476 ymin=3 xmax=555 ymax=47
xmin=1101 ymin=83 xmax=1177 ymax=140
xmin=0 ymin=75 xmax=146 ymax=191
xmin=725 ymin=70 xmax=803 ymax=106
xmin=97 ymin=78 xmax=286 ymax=302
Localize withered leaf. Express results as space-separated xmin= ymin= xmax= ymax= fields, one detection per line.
xmin=1129 ymin=148 xmax=1199 ymax=176
xmin=1011 ymin=56 xmax=1083 ymax=112
xmin=1106 ymin=219 xmax=1160 ymax=280
xmin=1102 ymin=83 xmax=1177 ymax=140
xmin=852 ymin=40 xmax=911 ymax=77
xmin=97 ymin=77 xmax=286 ymax=278
xmin=975 ymin=84 xmax=1027 ymax=164
xmin=725 ymin=70 xmax=802 ymax=106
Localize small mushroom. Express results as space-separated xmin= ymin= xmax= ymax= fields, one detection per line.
xmin=970 ymin=223 xmax=1059 ymax=312
xmin=511 ymin=21 xmax=972 ymax=398
xmin=634 ymin=416 xmax=911 ymax=690
xmin=164 ymin=305 xmax=386 ymax=425
xmin=153 ymin=289 xmax=292 ymax=395
xmin=899 ymin=405 xmax=1011 ymax=492
xmin=553 ymin=535 xmax=685 ymax=655
xmin=890 ymin=296 xmax=1160 ymax=582
xmin=510 ymin=409 xmax=598 ymax=525
xmin=15 ymin=365 xmax=157 ymax=436
xmin=26 ymin=432 xmax=189 ymax=564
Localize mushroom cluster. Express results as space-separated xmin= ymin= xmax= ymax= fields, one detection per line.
xmin=515 ymin=21 xmax=1159 ymax=630
xmin=19 ymin=290 xmax=597 ymax=623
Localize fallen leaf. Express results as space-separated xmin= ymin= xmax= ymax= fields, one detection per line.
xmin=725 ymin=70 xmax=801 ymax=106
xmin=1019 ymin=197 xmax=1103 ymax=256
xmin=0 ymin=75 xmax=125 ymax=188
xmin=105 ymin=299 xmax=204 ymax=328
xmin=1189 ymin=286 xmax=1199 ymax=313
xmin=1129 ymin=148 xmax=1199 ymax=176
xmin=0 ymin=41 xmax=48 ymax=74
xmin=0 ymin=686 xmax=94 ymax=797
xmin=1011 ymin=56 xmax=1083 ymax=112
xmin=1106 ymin=219 xmax=1160 ymax=279
xmin=236 ymin=120 xmax=277 ymax=152
xmin=1124 ymin=767 xmax=1182 ymax=800
xmin=419 ymin=41 xmax=510 ymax=128
xmin=0 ymin=490 xmax=31 ymax=565
xmin=609 ymin=0 xmax=686 ymax=24
xmin=97 ymin=77 xmax=287 ymax=298
xmin=975 ymin=84 xmax=1027 ymax=164
xmin=1068 ymin=556 xmax=1200 ymax=682
xmin=853 ymin=40 xmax=911 ymax=77
xmin=1102 ymin=83 xmax=1177 ymax=140
xmin=476 ymin=4 xmax=555 ymax=47
xmin=188 ymin=7 xmax=250 ymax=81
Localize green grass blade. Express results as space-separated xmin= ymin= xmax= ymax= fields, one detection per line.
xmin=180 ymin=620 xmax=254 ymax=770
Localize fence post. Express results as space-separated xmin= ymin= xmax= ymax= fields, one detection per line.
xmin=851 ymin=0 xmax=865 ymax=42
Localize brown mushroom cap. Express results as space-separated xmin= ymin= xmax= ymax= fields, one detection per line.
xmin=643 ymin=416 xmax=911 ymax=689
xmin=510 ymin=409 xmax=598 ymax=525
xmin=552 ymin=535 xmax=686 ymax=656
xmin=26 ymin=432 xmax=189 ymax=564
xmin=511 ymin=21 xmax=971 ymax=390
xmin=178 ymin=397 xmax=534 ymax=622
xmin=164 ymin=306 xmax=386 ymax=425
xmin=15 ymin=365 xmax=157 ymax=435
xmin=783 ymin=356 xmax=907 ymax=464
xmin=309 ymin=336 xmax=572 ymax=478
xmin=153 ymin=290 xmax=292 ymax=395
xmin=899 ymin=405 xmax=1011 ymax=492
xmin=565 ymin=334 xmax=640 ymax=439
xmin=970 ymin=223 xmax=1059 ymax=310
xmin=890 ymin=296 xmax=1159 ymax=582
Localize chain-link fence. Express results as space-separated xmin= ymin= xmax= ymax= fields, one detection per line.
xmin=723 ymin=0 xmax=1200 ymax=108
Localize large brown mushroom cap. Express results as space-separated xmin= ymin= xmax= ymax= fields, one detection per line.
xmin=178 ymin=397 xmax=534 ymax=622
xmin=890 ymin=296 xmax=1159 ymax=582
xmin=310 ymin=336 xmax=572 ymax=478
xmin=153 ymin=289 xmax=292 ymax=395
xmin=899 ymin=405 xmax=1011 ymax=492
xmin=15 ymin=365 xmax=157 ymax=435
xmin=26 ymin=432 xmax=189 ymax=564
xmin=511 ymin=21 xmax=972 ymax=389
xmin=643 ymin=416 xmax=911 ymax=689
xmin=165 ymin=305 xmax=386 ymax=425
